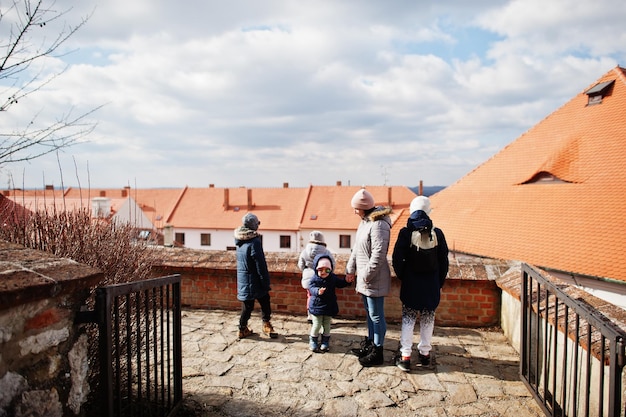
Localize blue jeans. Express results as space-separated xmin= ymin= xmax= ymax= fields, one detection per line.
xmin=362 ymin=295 xmax=386 ymax=347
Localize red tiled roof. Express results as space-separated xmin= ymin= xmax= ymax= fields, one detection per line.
xmin=430 ymin=66 xmax=626 ymax=283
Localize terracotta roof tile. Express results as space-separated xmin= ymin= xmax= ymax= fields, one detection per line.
xmin=431 ymin=66 xmax=626 ymax=283
xmin=168 ymin=185 xmax=416 ymax=232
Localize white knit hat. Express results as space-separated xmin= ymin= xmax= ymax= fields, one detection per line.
xmin=409 ymin=196 xmax=431 ymax=214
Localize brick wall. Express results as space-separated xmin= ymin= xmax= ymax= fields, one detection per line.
xmin=155 ymin=248 xmax=510 ymax=327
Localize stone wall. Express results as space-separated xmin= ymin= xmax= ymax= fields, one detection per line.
xmin=153 ymin=248 xmax=511 ymax=327
xmin=0 ymin=241 xmax=102 ymax=417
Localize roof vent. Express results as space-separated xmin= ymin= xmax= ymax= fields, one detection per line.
xmin=585 ymin=80 xmax=614 ymax=106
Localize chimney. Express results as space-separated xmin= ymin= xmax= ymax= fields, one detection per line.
xmin=91 ymin=197 xmax=111 ymax=218
xmin=336 ymin=181 xmax=342 ymax=186
xmin=121 ymin=186 xmax=130 ymax=197
xmin=283 ymin=182 xmax=289 ymax=188
xmin=223 ymin=188 xmax=229 ymax=210
xmin=419 ymin=180 xmax=423 ymax=196
xmin=247 ymin=189 xmax=253 ymax=210
xmin=387 ymin=186 xmax=392 ymax=207
xmin=163 ymin=224 xmax=174 ymax=247
xmin=209 ymin=184 xmax=215 ymax=188
xmin=45 ymin=184 xmax=54 ymax=190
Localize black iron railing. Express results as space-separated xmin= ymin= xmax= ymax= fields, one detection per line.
xmin=82 ymin=274 xmax=182 ymax=417
xmin=521 ymin=263 xmax=625 ymax=417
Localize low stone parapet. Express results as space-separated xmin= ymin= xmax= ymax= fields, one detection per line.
xmin=153 ymin=247 xmax=511 ymax=327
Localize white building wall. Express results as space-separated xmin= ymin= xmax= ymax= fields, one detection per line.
xmin=297 ymin=229 xmax=356 ymax=256
xmin=175 ymin=228 xmax=305 ymax=253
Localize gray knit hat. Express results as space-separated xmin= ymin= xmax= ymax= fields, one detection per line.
xmin=309 ymin=230 xmax=326 ymax=246
xmin=242 ymin=213 xmax=260 ymax=230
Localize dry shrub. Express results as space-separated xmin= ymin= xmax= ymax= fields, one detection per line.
xmin=0 ymin=198 xmax=163 ymax=415
xmin=0 ymin=203 xmax=155 ymax=286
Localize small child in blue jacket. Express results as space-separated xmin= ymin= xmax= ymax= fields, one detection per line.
xmin=308 ymin=254 xmax=350 ymax=352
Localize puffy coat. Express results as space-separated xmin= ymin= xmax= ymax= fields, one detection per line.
xmin=308 ymin=254 xmax=350 ymax=316
xmin=298 ymin=242 xmax=335 ymax=289
xmin=391 ymin=209 xmax=449 ymax=311
xmin=235 ymin=227 xmax=270 ymax=301
xmin=346 ymin=206 xmax=392 ymax=297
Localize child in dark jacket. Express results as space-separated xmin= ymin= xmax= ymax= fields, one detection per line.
xmin=308 ymin=254 xmax=350 ymax=352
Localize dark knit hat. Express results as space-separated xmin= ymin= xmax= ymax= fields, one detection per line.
xmin=242 ymin=213 xmax=260 ymax=230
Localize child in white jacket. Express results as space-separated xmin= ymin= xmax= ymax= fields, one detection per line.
xmin=298 ymin=231 xmax=335 ymax=321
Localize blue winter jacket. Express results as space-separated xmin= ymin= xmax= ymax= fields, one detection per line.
xmin=307 ymin=254 xmax=350 ymax=317
xmin=235 ymin=227 xmax=270 ymax=301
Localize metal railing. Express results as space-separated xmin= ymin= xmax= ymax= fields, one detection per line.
xmin=521 ymin=263 xmax=625 ymax=417
xmin=81 ymin=274 xmax=182 ymax=417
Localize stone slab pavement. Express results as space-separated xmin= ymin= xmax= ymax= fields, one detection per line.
xmin=180 ymin=308 xmax=544 ymax=417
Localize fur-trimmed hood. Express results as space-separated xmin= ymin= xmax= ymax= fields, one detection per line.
xmin=234 ymin=226 xmax=259 ymax=244
xmin=364 ymin=206 xmax=393 ymax=225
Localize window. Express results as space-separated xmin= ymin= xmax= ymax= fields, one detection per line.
xmin=174 ymin=233 xmax=185 ymax=245
xmin=279 ymin=235 xmax=291 ymax=249
xmin=585 ymin=80 xmax=614 ymax=106
xmin=339 ymin=234 xmax=351 ymax=249
xmin=200 ymin=233 xmax=211 ymax=246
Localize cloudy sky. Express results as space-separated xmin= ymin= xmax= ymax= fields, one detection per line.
xmin=2 ymin=0 xmax=625 ymax=190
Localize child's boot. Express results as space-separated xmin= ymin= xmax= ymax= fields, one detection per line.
xmin=309 ymin=335 xmax=320 ymax=352
xmin=320 ymin=335 xmax=330 ymax=352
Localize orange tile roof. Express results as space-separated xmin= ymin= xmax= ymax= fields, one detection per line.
xmin=430 ymin=66 xmax=626 ymax=283
xmin=166 ymin=186 xmax=311 ymax=230
xmin=299 ymin=185 xmax=415 ymax=232
xmin=167 ymin=185 xmax=416 ymax=233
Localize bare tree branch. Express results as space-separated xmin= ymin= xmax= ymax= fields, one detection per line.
xmin=0 ymin=0 xmax=98 ymax=165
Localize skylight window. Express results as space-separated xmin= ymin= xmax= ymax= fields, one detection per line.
xmin=585 ymin=80 xmax=614 ymax=105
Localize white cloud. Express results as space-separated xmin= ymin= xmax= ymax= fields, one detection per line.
xmin=1 ymin=0 xmax=625 ymax=189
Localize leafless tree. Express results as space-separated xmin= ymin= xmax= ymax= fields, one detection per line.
xmin=0 ymin=0 xmax=99 ymax=164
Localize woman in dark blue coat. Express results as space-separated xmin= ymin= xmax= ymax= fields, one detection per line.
xmin=235 ymin=213 xmax=277 ymax=339
xmin=307 ymin=254 xmax=350 ymax=352
xmin=391 ymin=196 xmax=449 ymax=371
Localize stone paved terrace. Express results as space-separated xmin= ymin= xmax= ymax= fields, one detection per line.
xmin=180 ymin=308 xmax=544 ymax=417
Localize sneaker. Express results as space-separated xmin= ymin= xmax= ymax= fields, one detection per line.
xmin=263 ymin=321 xmax=278 ymax=338
xmin=238 ymin=327 xmax=254 ymax=339
xmin=350 ymin=337 xmax=373 ymax=358
xmin=418 ymin=352 xmax=431 ymax=366
xmin=359 ymin=345 xmax=384 ymax=367
xmin=395 ymin=356 xmax=411 ymax=372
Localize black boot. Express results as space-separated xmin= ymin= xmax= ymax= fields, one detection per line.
xmin=359 ymin=345 xmax=384 ymax=367
xmin=350 ymin=337 xmax=373 ymax=358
